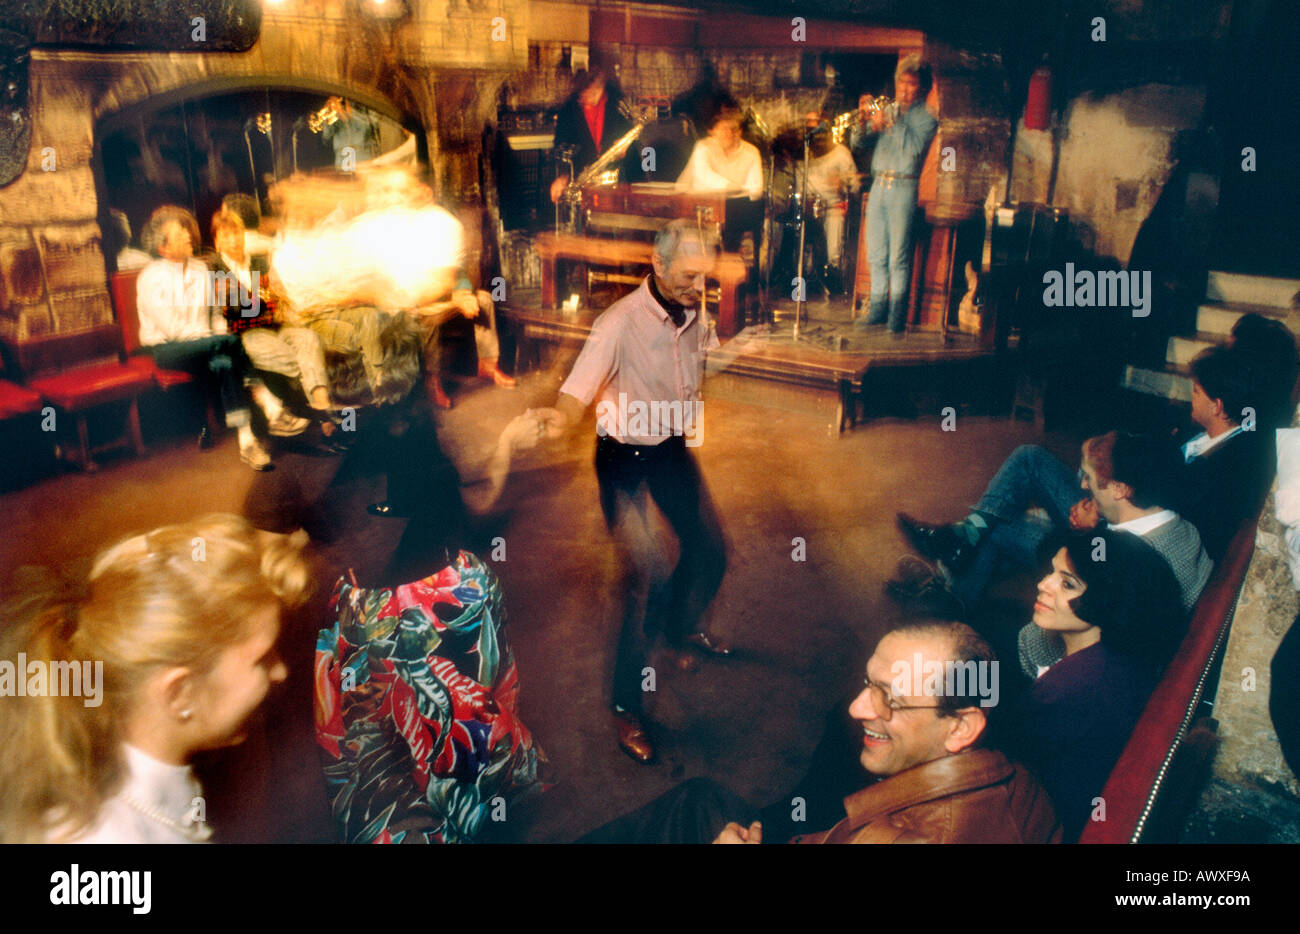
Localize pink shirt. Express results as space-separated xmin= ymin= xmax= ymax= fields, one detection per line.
xmin=560 ymin=277 xmax=715 ymax=446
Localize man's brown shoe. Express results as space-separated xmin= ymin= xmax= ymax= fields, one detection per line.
xmin=613 ymin=710 xmax=655 ymax=764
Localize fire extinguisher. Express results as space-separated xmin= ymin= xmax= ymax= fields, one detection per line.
xmin=1025 ymin=62 xmax=1052 ymax=131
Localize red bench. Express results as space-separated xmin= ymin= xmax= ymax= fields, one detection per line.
xmin=1078 ymin=518 xmax=1258 ymax=843
xmin=0 ymin=374 xmax=42 ymax=420
xmin=7 ymin=325 xmax=153 ymax=471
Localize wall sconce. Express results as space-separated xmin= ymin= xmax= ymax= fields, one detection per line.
xmin=362 ymin=0 xmax=410 ymax=22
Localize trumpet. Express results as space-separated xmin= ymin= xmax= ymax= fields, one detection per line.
xmin=831 ymin=96 xmax=895 ymax=145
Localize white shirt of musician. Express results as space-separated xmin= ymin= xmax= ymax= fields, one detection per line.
xmin=135 ymin=257 xmax=223 ymax=346
xmin=676 ymin=137 xmax=764 ymax=200
xmin=48 ymin=744 xmax=208 ymax=844
xmin=803 ymin=143 xmax=861 ymax=203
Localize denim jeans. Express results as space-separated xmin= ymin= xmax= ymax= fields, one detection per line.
xmin=864 ymin=180 xmax=919 ymax=332
xmin=596 ymin=436 xmax=727 ymax=714
xmin=146 ymin=334 xmax=252 ymax=427
xmin=951 ymin=445 xmax=1086 ymax=609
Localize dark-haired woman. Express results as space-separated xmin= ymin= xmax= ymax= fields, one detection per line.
xmin=1008 ymin=529 xmax=1185 ymax=841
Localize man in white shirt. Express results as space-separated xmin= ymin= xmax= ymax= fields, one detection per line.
xmin=895 ymin=432 xmax=1212 ymax=622
xmin=676 ymin=107 xmax=763 ymax=201
xmin=135 ymin=206 xmax=270 ymax=470
xmin=533 ymin=220 xmax=731 ymax=765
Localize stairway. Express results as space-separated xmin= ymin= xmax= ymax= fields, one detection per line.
xmin=1121 ymin=270 xmax=1300 ymax=403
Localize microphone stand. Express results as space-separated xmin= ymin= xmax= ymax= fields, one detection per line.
xmin=760 ymin=147 xmax=777 ymax=325
xmin=555 ymin=149 xmax=576 ymax=235
xmin=793 ymin=125 xmax=813 ymax=341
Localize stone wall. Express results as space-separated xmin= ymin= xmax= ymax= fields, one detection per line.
xmin=0 ymin=0 xmax=527 ymax=344
xmin=502 ymin=40 xmax=843 ymax=133
xmin=13 ymin=0 xmax=1213 ymax=346
xmin=1011 ymin=83 xmax=1208 ymax=264
xmin=1192 ymin=401 xmax=1300 ymax=841
xmin=923 ymin=37 xmax=1011 ymax=207
xmin=5 ymin=0 xmax=1012 ymax=347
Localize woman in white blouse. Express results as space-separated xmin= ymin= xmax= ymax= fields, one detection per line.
xmin=0 ymin=515 xmax=309 ymax=843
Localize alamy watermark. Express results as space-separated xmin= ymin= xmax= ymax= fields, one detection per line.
xmin=596 ymin=392 xmax=704 ymax=447
xmin=50 ymin=865 xmax=151 ymax=914
xmin=1042 ymin=263 xmax=1151 ymax=317
xmin=0 ymin=654 xmax=103 ymax=707
xmin=145 ymin=270 xmax=262 ymax=318
xmin=890 ymin=654 xmax=1000 ymax=708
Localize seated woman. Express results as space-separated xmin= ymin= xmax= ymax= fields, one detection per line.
xmin=0 ymin=515 xmax=310 ymax=843
xmin=135 ymin=205 xmax=272 ymax=470
xmin=1006 ymin=528 xmax=1185 ymax=842
xmin=209 ymin=206 xmax=342 ymax=444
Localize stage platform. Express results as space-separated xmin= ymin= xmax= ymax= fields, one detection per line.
xmin=502 ymin=291 xmax=1001 ymax=432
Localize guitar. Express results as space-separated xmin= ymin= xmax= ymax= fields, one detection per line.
xmin=956 ymin=185 xmax=999 ymax=334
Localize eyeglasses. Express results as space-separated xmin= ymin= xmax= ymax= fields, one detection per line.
xmin=861 ymin=678 xmax=948 ymax=721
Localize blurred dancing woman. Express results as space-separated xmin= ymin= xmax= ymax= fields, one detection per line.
xmin=0 ymin=515 xmax=310 ymax=843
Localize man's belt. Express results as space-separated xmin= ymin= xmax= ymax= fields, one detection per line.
xmin=873 ymin=172 xmax=918 ymax=180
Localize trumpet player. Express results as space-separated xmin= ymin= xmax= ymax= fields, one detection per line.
xmin=850 ymin=55 xmax=938 ymax=335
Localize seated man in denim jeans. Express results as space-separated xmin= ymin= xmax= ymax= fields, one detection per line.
xmin=892 ymin=431 xmax=1214 ymax=624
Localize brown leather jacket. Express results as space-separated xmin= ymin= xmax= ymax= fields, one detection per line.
xmin=793 ymin=749 xmax=1061 ymax=844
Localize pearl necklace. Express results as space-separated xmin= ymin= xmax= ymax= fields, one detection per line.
xmin=120 ymin=793 xmax=213 ymax=843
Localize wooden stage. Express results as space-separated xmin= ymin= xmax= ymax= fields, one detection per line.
xmin=501 ymin=292 xmax=998 ymax=432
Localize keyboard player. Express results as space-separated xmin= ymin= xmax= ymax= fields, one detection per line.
xmin=674 ymin=106 xmax=765 ymax=262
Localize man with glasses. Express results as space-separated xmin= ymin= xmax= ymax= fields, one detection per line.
xmin=579 ymin=622 xmax=1060 ymax=844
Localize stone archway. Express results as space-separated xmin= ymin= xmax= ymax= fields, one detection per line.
xmin=92 ymin=75 xmax=428 ymax=252
xmin=1 ymin=19 xmax=451 ymax=343
xmin=1 ymin=54 xmax=434 ymax=341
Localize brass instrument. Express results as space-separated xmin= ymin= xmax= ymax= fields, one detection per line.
xmin=831 ymin=95 xmax=895 ymax=145
xmin=559 ymin=99 xmax=649 ymax=231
